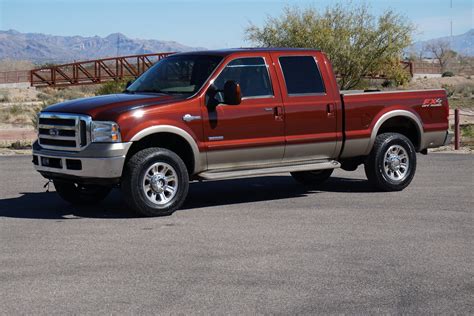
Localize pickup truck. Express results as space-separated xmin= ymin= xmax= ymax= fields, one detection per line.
xmin=33 ymin=48 xmax=450 ymax=216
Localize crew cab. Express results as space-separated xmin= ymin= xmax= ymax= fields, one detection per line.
xmin=33 ymin=48 xmax=450 ymax=216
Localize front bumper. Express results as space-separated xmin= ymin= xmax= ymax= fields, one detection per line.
xmin=32 ymin=141 xmax=132 ymax=181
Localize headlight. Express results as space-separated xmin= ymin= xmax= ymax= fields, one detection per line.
xmin=91 ymin=121 xmax=121 ymax=143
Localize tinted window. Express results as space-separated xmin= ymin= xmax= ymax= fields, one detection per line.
xmin=214 ymin=57 xmax=273 ymax=98
xmin=279 ymin=56 xmax=325 ymax=95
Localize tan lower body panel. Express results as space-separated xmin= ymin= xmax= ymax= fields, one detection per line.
xmin=199 ymin=160 xmax=341 ymax=180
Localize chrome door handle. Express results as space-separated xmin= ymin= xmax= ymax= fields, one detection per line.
xmin=264 ymin=107 xmax=274 ymax=112
xmin=182 ymin=114 xmax=201 ymax=122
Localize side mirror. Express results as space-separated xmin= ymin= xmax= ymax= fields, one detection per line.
xmin=223 ymin=80 xmax=241 ymax=105
xmin=125 ymin=80 xmax=133 ymax=89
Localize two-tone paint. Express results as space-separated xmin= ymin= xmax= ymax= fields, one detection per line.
xmin=36 ymin=48 xmax=449 ymax=178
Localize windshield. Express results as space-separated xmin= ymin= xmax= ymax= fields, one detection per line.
xmin=127 ymin=55 xmax=223 ymax=95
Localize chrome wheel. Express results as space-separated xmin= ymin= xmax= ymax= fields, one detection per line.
xmin=142 ymin=162 xmax=178 ymax=206
xmin=383 ymin=145 xmax=409 ymax=182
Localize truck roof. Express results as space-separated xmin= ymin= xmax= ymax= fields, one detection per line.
xmin=173 ymin=47 xmax=321 ymax=57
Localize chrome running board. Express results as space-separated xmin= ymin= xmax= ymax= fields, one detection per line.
xmin=198 ymin=160 xmax=341 ymax=180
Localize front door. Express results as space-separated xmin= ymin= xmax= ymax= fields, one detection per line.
xmin=201 ymin=54 xmax=285 ymax=170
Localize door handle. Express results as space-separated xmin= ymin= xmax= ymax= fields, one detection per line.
xmin=263 ymin=107 xmax=274 ymax=112
xmin=274 ymin=106 xmax=284 ymax=121
xmin=326 ymin=104 xmax=335 ymax=117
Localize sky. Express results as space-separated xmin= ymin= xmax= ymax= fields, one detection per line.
xmin=0 ymin=0 xmax=472 ymax=49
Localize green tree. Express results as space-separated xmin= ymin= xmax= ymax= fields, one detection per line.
xmin=245 ymin=3 xmax=413 ymax=89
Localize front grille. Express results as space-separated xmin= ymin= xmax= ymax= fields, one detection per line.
xmin=38 ymin=113 xmax=91 ymax=151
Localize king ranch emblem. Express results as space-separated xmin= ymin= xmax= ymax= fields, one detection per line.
xmin=422 ymin=98 xmax=443 ymax=108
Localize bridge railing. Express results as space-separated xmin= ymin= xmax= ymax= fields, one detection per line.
xmin=0 ymin=70 xmax=30 ymax=84
xmin=30 ymin=53 xmax=173 ymax=87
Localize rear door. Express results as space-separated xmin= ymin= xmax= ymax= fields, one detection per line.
xmin=270 ymin=52 xmax=340 ymax=161
xmin=201 ymin=54 xmax=285 ymax=170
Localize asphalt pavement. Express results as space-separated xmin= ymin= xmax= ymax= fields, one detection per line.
xmin=0 ymin=153 xmax=472 ymax=314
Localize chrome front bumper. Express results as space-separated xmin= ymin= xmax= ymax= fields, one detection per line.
xmin=32 ymin=141 xmax=132 ymax=179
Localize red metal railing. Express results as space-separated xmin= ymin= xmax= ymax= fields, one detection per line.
xmin=30 ymin=53 xmax=174 ymax=87
xmin=0 ymin=70 xmax=30 ymax=84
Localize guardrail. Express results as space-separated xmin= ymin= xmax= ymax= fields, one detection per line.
xmin=30 ymin=53 xmax=173 ymax=87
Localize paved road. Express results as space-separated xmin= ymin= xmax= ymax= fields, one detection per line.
xmin=0 ymin=154 xmax=472 ymax=314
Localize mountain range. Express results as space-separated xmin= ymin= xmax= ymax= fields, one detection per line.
xmin=408 ymin=29 xmax=474 ymax=57
xmin=0 ymin=28 xmax=473 ymax=64
xmin=0 ymin=30 xmax=203 ymax=63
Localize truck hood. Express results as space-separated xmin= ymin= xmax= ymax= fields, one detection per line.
xmin=43 ymin=93 xmax=186 ymax=119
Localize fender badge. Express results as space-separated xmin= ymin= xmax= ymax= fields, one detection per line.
xmin=422 ymin=98 xmax=443 ymax=108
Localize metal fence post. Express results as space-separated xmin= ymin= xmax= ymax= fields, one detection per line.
xmin=454 ymin=108 xmax=460 ymax=150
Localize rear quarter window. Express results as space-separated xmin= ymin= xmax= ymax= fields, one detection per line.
xmin=279 ymin=56 xmax=325 ymax=95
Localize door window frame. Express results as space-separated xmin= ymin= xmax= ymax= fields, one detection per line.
xmin=210 ymin=56 xmax=276 ymax=101
xmin=277 ymin=55 xmax=327 ymax=97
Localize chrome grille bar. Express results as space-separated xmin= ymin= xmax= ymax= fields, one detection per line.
xmin=38 ymin=112 xmax=92 ymax=151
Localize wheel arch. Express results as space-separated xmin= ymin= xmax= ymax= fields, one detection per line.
xmin=128 ymin=125 xmax=204 ymax=175
xmin=368 ymin=110 xmax=423 ymax=153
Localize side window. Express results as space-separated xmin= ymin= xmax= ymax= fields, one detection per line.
xmin=279 ymin=56 xmax=325 ymax=95
xmin=214 ymin=57 xmax=273 ymax=99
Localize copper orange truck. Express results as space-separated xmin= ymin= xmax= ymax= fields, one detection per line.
xmin=32 ymin=48 xmax=451 ymax=216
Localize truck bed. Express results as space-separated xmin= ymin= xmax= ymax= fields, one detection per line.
xmin=339 ymin=89 xmax=449 ymax=158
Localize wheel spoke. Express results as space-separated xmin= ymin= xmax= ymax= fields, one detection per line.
xmin=158 ymin=192 xmax=167 ymax=201
xmin=164 ymin=185 xmax=176 ymax=194
xmin=165 ymin=175 xmax=176 ymax=182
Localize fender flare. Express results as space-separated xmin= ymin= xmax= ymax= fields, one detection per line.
xmin=366 ymin=110 xmax=423 ymax=154
xmin=130 ymin=125 xmax=203 ymax=173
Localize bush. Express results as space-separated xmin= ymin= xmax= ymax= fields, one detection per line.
xmin=442 ymin=71 xmax=454 ymax=77
xmin=0 ymin=90 xmax=10 ymax=102
xmin=30 ymin=100 xmax=56 ymax=129
xmin=381 ymin=80 xmax=394 ymax=88
xmin=96 ymin=80 xmax=130 ymax=95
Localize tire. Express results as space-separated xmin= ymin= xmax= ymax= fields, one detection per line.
xmin=53 ymin=180 xmax=111 ymax=205
xmin=121 ymin=147 xmax=189 ymax=217
xmin=364 ymin=132 xmax=417 ymax=191
xmin=291 ymin=169 xmax=334 ymax=186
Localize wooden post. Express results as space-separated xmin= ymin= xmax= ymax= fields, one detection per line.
xmin=454 ymin=108 xmax=460 ymax=150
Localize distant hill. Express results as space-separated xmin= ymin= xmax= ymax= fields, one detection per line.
xmin=408 ymin=29 xmax=474 ymax=57
xmin=0 ymin=30 xmax=204 ymax=63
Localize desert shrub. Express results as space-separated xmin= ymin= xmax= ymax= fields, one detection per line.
xmin=30 ymin=100 xmax=57 ymax=129
xmin=8 ymin=104 xmax=23 ymax=115
xmin=0 ymin=90 xmax=10 ymax=102
xmin=442 ymin=84 xmax=455 ymax=97
xmin=96 ymin=80 xmax=129 ymax=95
xmin=55 ymin=88 xmax=87 ymax=100
xmin=442 ymin=71 xmax=454 ymax=77
xmin=381 ymin=80 xmax=394 ymax=88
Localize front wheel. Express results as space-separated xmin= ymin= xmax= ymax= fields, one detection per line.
xmin=364 ymin=132 xmax=417 ymax=191
xmin=53 ymin=181 xmax=111 ymax=205
xmin=121 ymin=148 xmax=189 ymax=217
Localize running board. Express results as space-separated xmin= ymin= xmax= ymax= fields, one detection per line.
xmin=198 ymin=160 xmax=341 ymax=180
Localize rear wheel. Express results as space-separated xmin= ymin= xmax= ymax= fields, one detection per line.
xmin=364 ymin=132 xmax=416 ymax=191
xmin=53 ymin=181 xmax=111 ymax=205
xmin=291 ymin=169 xmax=333 ymax=186
xmin=121 ymin=148 xmax=189 ymax=217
